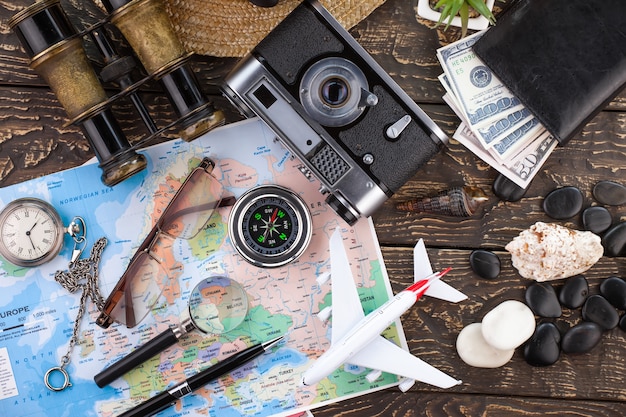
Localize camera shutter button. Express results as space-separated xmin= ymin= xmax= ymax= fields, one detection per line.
xmin=386 ymin=115 xmax=411 ymax=140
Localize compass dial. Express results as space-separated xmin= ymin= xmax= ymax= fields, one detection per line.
xmin=229 ymin=185 xmax=312 ymax=268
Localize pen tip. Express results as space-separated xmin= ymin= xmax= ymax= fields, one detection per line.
xmin=263 ymin=335 xmax=285 ymax=350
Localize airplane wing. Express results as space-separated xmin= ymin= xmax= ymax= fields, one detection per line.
xmin=329 ymin=230 xmax=366 ymax=343
xmin=347 ymin=335 xmax=462 ymax=389
xmin=414 ymin=239 xmax=467 ymax=303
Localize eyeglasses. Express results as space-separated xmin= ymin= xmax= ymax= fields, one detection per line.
xmin=96 ymin=157 xmax=227 ymax=329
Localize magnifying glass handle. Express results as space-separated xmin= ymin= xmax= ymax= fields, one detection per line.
xmin=94 ymin=327 xmax=179 ymax=387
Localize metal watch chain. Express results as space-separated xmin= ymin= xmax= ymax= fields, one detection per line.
xmin=45 ymin=217 xmax=107 ymax=391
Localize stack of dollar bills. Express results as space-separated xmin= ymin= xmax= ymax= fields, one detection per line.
xmin=437 ymin=31 xmax=558 ymax=189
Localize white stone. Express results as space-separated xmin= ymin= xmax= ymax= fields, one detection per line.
xmin=505 ymin=222 xmax=603 ymax=282
xmin=481 ymin=300 xmax=536 ymax=351
xmin=456 ymin=323 xmax=515 ymax=368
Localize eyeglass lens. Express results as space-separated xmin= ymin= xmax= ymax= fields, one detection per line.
xmin=159 ymin=164 xmax=224 ymax=239
xmin=97 ymin=158 xmax=224 ymax=328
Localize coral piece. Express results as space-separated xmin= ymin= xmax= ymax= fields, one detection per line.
xmin=505 ymin=222 xmax=603 ymax=282
xmin=395 ymin=186 xmax=488 ymax=217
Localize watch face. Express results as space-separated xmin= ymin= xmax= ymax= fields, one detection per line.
xmin=0 ymin=198 xmax=64 ymax=266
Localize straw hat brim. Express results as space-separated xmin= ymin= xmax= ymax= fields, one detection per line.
xmin=164 ymin=0 xmax=386 ymax=57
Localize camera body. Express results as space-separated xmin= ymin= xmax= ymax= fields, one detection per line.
xmin=223 ymin=0 xmax=448 ymax=225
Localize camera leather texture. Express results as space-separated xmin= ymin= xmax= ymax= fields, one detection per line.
xmin=473 ymin=0 xmax=626 ymax=145
xmin=339 ymin=86 xmax=440 ymax=193
xmin=256 ymin=4 xmax=343 ymax=85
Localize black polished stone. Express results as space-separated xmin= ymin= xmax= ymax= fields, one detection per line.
xmin=525 ymin=282 xmax=561 ymax=318
xmin=561 ymin=322 xmax=603 ymax=354
xmin=542 ymin=186 xmax=584 ymax=219
xmin=620 ymin=314 xmax=626 ymax=332
xmin=493 ymin=174 xmax=527 ymax=202
xmin=523 ymin=322 xmax=561 ymax=366
xmin=581 ymin=206 xmax=612 ymax=234
xmin=600 ymin=276 xmax=626 ymax=310
xmin=593 ymin=180 xmax=626 ymax=206
xmin=469 ymin=249 xmax=501 ymax=280
xmin=558 ymin=274 xmax=589 ymax=309
xmin=601 ymin=222 xmax=626 ymax=257
xmin=581 ymin=295 xmax=619 ymax=330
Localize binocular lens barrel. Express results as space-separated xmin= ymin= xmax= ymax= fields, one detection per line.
xmin=9 ymin=0 xmax=227 ymax=185
xmin=9 ymin=0 xmax=146 ymax=186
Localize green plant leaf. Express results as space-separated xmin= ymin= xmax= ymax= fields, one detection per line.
xmin=435 ymin=2 xmax=455 ymax=27
xmin=445 ymin=0 xmax=466 ymax=30
xmin=431 ymin=0 xmax=495 ymax=36
xmin=467 ymin=0 xmax=496 ymax=24
xmin=460 ymin=2 xmax=469 ymax=38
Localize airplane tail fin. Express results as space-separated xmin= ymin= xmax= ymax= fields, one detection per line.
xmin=414 ymin=239 xmax=467 ymax=303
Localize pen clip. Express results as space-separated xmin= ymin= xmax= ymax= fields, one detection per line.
xmin=168 ymin=381 xmax=192 ymax=399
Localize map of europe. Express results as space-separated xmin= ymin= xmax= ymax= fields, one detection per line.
xmin=0 ymin=119 xmax=407 ymax=417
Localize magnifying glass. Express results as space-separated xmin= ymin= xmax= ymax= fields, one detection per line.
xmin=94 ymin=276 xmax=248 ymax=387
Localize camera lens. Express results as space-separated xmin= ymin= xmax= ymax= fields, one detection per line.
xmin=325 ymin=193 xmax=358 ymax=226
xmin=321 ymin=77 xmax=349 ymax=107
xmin=299 ymin=57 xmax=369 ymax=127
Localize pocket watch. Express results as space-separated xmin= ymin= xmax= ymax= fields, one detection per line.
xmin=0 ymin=197 xmax=67 ymax=267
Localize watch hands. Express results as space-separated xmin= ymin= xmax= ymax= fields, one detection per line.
xmin=26 ymin=220 xmax=39 ymax=250
xmin=28 ymin=219 xmax=39 ymax=232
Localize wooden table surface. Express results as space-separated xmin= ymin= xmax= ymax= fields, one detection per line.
xmin=2 ymin=0 xmax=626 ymax=416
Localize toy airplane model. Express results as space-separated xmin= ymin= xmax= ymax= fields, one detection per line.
xmin=301 ymin=230 xmax=466 ymax=391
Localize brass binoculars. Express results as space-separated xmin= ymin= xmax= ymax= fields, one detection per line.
xmin=9 ymin=0 xmax=225 ymax=186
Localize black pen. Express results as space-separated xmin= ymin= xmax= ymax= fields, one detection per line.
xmin=116 ymin=335 xmax=285 ymax=417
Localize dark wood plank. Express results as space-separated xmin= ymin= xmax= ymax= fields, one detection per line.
xmin=0 ymin=85 xmax=170 ymax=184
xmin=311 ymin=391 xmax=626 ymax=417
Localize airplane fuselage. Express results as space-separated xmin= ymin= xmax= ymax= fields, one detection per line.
xmin=302 ymin=290 xmax=417 ymax=385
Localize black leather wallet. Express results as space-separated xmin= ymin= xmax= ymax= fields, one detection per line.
xmin=473 ymin=0 xmax=626 ymax=145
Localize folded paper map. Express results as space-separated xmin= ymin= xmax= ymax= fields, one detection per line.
xmin=0 ymin=119 xmax=405 ymax=417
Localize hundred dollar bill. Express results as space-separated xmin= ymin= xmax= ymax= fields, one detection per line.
xmin=442 ymin=73 xmax=536 ymax=149
xmin=437 ymin=31 xmax=524 ymax=141
xmin=489 ymin=117 xmax=546 ymax=161
xmin=453 ymin=123 xmax=557 ymax=188
xmin=444 ymin=91 xmax=553 ymax=185
xmin=474 ymin=108 xmax=535 ymax=148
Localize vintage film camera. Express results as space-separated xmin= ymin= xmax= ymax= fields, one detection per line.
xmin=223 ymin=0 xmax=448 ymax=225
